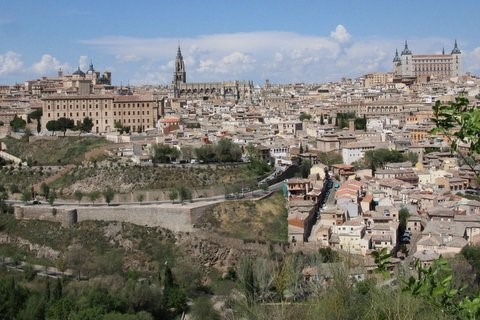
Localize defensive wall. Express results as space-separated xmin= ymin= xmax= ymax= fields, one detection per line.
xmin=14 ymin=201 xmax=220 ymax=232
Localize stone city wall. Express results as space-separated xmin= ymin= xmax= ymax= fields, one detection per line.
xmin=14 ymin=202 xmax=221 ymax=232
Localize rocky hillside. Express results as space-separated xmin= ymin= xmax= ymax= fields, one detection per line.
xmin=196 ymin=191 xmax=288 ymax=242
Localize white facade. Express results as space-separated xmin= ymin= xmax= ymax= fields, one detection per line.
xmin=342 ymin=142 xmax=376 ymax=165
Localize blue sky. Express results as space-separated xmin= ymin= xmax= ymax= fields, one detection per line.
xmin=1 ymin=0 xmax=479 ymax=85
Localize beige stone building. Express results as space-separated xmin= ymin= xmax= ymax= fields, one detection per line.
xmin=393 ymin=41 xmax=461 ymax=82
xmin=42 ymin=94 xmax=161 ymax=134
xmin=363 ymin=72 xmax=392 ymax=88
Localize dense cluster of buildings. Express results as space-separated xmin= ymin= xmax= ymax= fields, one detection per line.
xmin=1 ymin=42 xmax=479 ymax=267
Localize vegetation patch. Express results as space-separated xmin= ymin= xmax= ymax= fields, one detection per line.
xmin=1 ymin=136 xmax=110 ymax=165
xmin=50 ymin=163 xmax=261 ymax=194
xmin=197 ymin=191 xmax=287 ymax=242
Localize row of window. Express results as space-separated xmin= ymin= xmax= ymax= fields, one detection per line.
xmin=113 ymin=111 xmax=149 ymax=116
xmin=47 ymin=112 xmax=151 ymax=123
xmin=45 ymin=102 xmax=152 ymax=110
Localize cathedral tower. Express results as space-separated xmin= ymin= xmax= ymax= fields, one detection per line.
xmin=173 ymin=46 xmax=186 ymax=86
xmin=451 ymin=40 xmax=461 ymax=77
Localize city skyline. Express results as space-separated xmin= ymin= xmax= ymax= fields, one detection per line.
xmin=1 ymin=0 xmax=480 ymax=85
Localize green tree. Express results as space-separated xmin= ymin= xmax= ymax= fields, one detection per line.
xmin=299 ymin=159 xmax=312 ymax=178
xmin=317 ymin=151 xmax=343 ymax=166
xmin=245 ymin=144 xmax=271 ymax=176
xmin=48 ymin=190 xmax=57 ymax=206
xmin=103 ymin=187 xmax=115 ymax=205
xmin=404 ymin=257 xmax=462 ymax=316
xmin=46 ymin=120 xmax=60 ymax=135
xmin=56 ymin=117 xmax=75 ymax=136
xmin=178 ymin=186 xmax=191 ymax=203
xmin=194 ymin=144 xmax=217 ymax=163
xmin=372 ymin=247 xmax=392 ymax=279
xmin=399 ymin=207 xmax=410 ymax=231
xmin=10 ymin=115 xmax=26 ymax=132
xmin=9 ymin=184 xmax=19 ymax=194
xmin=88 ymin=191 xmax=100 ymax=204
xmin=21 ymin=188 xmax=32 ymax=204
xmin=215 ymin=139 xmax=242 ymax=163
xmin=73 ymin=190 xmax=84 ymax=204
xmin=114 ymin=120 xmax=130 ymax=134
xmin=162 ymin=265 xmax=187 ymax=313
xmin=404 ymin=151 xmax=419 ymax=165
xmin=29 ymin=109 xmax=43 ymax=134
xmin=299 ymin=112 xmax=312 ymax=121
xmin=354 ymin=115 xmax=367 ymax=130
xmin=136 ymin=193 xmax=145 ymax=203
xmin=149 ymin=144 xmax=180 ymax=164
xmin=75 ymin=117 xmax=94 ymax=135
xmin=363 ymin=148 xmax=405 ymax=171
xmin=432 ymin=97 xmax=480 ymax=180
xmin=40 ymin=182 xmax=50 ymax=199
xmin=168 ymin=189 xmax=178 ymax=203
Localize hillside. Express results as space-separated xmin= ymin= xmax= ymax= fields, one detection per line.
xmin=48 ymin=162 xmax=260 ymax=195
xmin=1 ymin=136 xmax=110 ymax=165
xmin=196 ymin=191 xmax=288 ymax=242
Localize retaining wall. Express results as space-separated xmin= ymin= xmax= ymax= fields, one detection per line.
xmin=14 ymin=201 xmax=222 ymax=232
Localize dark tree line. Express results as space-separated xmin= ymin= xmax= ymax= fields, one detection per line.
xmin=45 ymin=117 xmax=93 ymax=136
xmin=195 ymin=139 xmax=242 ymax=163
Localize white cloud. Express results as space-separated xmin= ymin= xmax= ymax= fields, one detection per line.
xmin=463 ymin=47 xmax=480 ymax=74
xmin=78 ymin=55 xmax=88 ymax=70
xmin=330 ymin=24 xmax=351 ymax=43
xmin=80 ymin=33 xmax=479 ymax=84
xmin=32 ymin=54 xmax=68 ymax=74
xmin=115 ymin=54 xmax=141 ymax=62
xmin=0 ymin=51 xmax=23 ymax=75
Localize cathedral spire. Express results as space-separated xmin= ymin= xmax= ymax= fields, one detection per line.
xmin=393 ymin=49 xmax=400 ymax=62
xmin=451 ymin=39 xmax=461 ymax=54
xmin=401 ymin=40 xmax=412 ymax=55
xmin=172 ymin=45 xmax=186 ymax=94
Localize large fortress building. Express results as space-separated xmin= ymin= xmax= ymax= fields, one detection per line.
xmin=171 ymin=46 xmax=253 ymax=101
xmin=393 ymin=40 xmax=461 ymax=83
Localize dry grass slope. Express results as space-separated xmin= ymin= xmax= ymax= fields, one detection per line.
xmin=1 ymin=136 xmax=110 ymax=165
xmin=198 ymin=191 xmax=287 ymax=242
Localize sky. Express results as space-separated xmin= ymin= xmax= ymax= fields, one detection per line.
xmin=1 ymin=0 xmax=480 ymax=85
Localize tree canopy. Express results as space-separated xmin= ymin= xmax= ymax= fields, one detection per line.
xmin=149 ymin=144 xmax=180 ymax=164
xmin=9 ymin=115 xmax=26 ymax=132
xmin=75 ymin=117 xmax=94 ymax=134
xmin=432 ymin=97 xmax=480 ymax=179
xmin=46 ymin=117 xmax=75 ymax=136
xmin=195 ymin=139 xmax=242 ymax=163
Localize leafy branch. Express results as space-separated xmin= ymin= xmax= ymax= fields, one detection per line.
xmin=431 ymin=97 xmax=480 ymax=180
